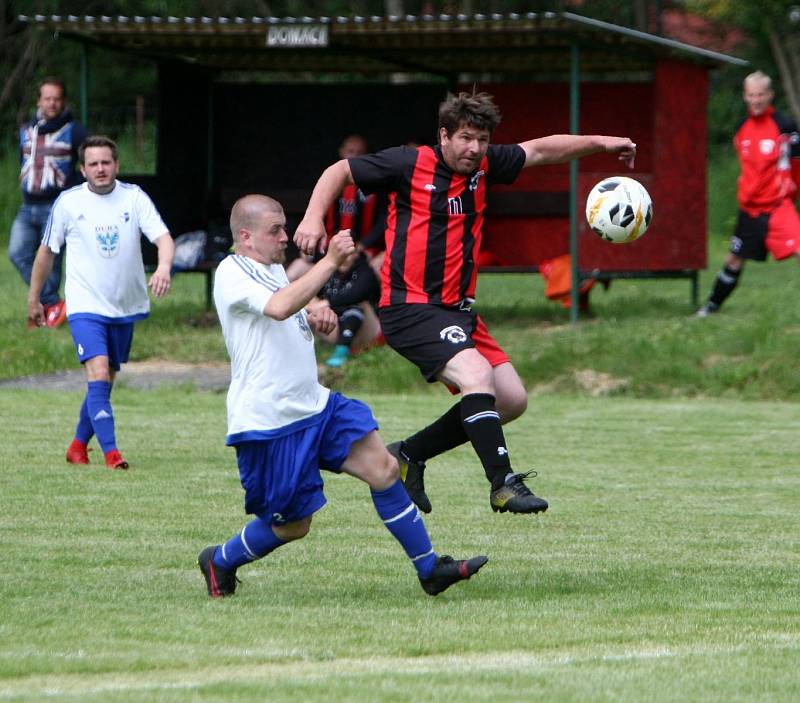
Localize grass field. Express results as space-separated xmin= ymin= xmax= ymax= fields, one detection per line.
xmin=1 ymin=390 xmax=798 ymax=702
xmin=1 ymin=141 xmax=799 ymax=700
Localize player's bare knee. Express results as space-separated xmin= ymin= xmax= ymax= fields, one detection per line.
xmin=273 ymin=516 xmax=312 ymax=542
xmin=382 ymin=448 xmax=400 ymax=482
xmin=458 ymin=364 xmax=494 ymax=395
xmin=498 ymin=391 xmax=527 ymax=423
xmin=363 ymin=449 xmax=398 ymax=490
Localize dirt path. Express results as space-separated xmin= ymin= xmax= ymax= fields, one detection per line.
xmin=0 ymin=360 xmax=231 ymax=392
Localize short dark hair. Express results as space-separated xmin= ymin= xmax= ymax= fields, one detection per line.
xmin=79 ymin=135 xmax=119 ymax=164
xmin=39 ymin=76 xmax=66 ymax=98
xmin=438 ymin=91 xmax=502 ymax=137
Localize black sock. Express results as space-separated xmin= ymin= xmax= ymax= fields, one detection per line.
xmin=337 ymin=307 xmax=364 ymax=348
xmin=708 ymin=265 xmax=741 ymax=309
xmin=460 ymin=393 xmax=511 ymax=490
xmin=403 ymin=402 xmax=468 ymax=462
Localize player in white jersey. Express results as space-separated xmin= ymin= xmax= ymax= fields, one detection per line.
xmin=27 ymin=136 xmax=174 ymax=470
xmin=198 ymin=194 xmax=487 ymax=598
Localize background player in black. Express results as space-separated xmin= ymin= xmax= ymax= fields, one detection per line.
xmin=289 ymin=134 xmax=382 ymax=366
xmin=296 ymin=91 xmax=636 ymax=516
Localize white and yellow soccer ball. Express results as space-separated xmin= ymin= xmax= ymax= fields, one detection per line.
xmin=585 ymin=176 xmax=653 ymax=244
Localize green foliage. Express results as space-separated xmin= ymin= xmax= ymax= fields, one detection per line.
xmin=1 ymin=390 xmax=799 ymax=701
xmin=706 ymin=142 xmax=739 ymax=239
xmin=707 ymin=64 xmax=747 ymax=146
xmin=687 ymin=0 xmax=799 ymax=119
xmin=0 ymin=142 xmax=21 ymax=222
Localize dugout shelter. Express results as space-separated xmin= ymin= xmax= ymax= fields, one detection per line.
xmin=20 ymin=11 xmax=746 ymax=317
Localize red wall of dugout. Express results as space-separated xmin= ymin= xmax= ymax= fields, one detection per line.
xmin=471 ymin=59 xmax=709 ymax=272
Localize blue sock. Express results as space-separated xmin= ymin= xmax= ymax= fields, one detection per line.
xmin=74 ymin=396 xmax=94 ymax=444
xmin=214 ymin=517 xmax=285 ymax=570
xmin=86 ymin=381 xmax=116 ymax=453
xmin=371 ymin=480 xmax=437 ymax=578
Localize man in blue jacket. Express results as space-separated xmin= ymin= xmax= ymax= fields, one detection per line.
xmin=9 ymin=77 xmax=87 ymax=328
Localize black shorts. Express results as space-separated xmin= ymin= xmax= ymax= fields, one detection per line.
xmin=730 ymin=209 xmax=770 ymax=261
xmin=379 ymin=303 xmax=478 ymax=382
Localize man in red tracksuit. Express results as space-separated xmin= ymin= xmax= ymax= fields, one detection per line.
xmin=697 ymin=71 xmax=800 ymax=316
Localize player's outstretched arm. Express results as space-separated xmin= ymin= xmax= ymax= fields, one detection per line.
xmin=295 ymin=159 xmax=355 ymax=256
xmin=520 ymin=134 xmax=636 ymax=169
xmin=266 ymin=230 xmax=356 ymax=321
xmin=148 ymin=232 xmax=174 ymax=298
xmin=27 ymin=245 xmax=56 ymax=327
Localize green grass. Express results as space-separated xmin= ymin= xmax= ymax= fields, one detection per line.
xmin=1 ymin=390 xmax=798 ymax=701
xmin=2 ymin=225 xmax=799 ymax=399
xmin=1 ymin=143 xmax=799 ymax=700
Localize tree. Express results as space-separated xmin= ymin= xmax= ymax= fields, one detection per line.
xmin=0 ymin=2 xmax=50 ymax=132
xmin=687 ymin=0 xmax=800 ymax=123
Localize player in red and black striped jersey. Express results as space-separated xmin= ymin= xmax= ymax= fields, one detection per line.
xmin=697 ymin=71 xmax=800 ymax=317
xmin=296 ymin=91 xmax=636 ymax=516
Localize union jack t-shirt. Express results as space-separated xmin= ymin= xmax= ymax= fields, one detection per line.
xmin=19 ymin=111 xmax=85 ymax=203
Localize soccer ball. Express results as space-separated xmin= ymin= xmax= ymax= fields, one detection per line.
xmin=585 ymin=176 xmax=653 ymax=244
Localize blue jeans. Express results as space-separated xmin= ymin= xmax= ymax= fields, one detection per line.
xmin=8 ymin=202 xmax=64 ymax=306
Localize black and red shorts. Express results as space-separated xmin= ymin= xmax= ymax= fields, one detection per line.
xmin=731 ymin=199 xmax=800 ymax=261
xmin=378 ymin=303 xmax=509 ymax=383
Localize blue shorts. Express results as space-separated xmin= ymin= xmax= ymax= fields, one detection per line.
xmin=233 ymin=392 xmax=378 ymax=526
xmin=68 ymin=317 xmax=135 ymax=371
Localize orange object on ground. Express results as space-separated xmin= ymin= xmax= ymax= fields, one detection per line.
xmin=539 ymin=255 xmax=596 ymax=310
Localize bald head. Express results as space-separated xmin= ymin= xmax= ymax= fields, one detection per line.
xmin=230 ymin=194 xmax=284 ymax=243
xmin=229 ymin=194 xmax=288 ymax=265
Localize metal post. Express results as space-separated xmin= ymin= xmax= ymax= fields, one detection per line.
xmin=206 ymin=78 xmax=214 ymax=196
xmin=79 ymin=42 xmax=89 ymax=125
xmin=569 ymin=42 xmax=581 ymax=323
xmin=135 ymin=95 xmax=145 ymax=168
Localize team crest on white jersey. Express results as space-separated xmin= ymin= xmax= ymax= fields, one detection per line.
xmin=295 ymin=310 xmax=312 ymax=340
xmin=439 ymin=325 xmax=467 ymax=344
xmin=95 ymin=225 xmax=120 ymax=258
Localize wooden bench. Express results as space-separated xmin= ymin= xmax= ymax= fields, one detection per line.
xmin=170 ymin=188 xmax=700 ymax=311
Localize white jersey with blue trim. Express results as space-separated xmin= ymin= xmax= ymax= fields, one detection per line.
xmin=214 ymin=254 xmax=330 ymax=441
xmin=43 ymin=181 xmax=168 ymax=321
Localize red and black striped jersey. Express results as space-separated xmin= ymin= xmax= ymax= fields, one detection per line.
xmin=349 ymin=144 xmax=525 ymax=307
xmin=734 ymin=106 xmax=800 ymax=214
xmin=324 ymin=183 xmax=377 ymax=243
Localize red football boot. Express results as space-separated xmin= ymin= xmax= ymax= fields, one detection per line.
xmin=66 ymin=439 xmax=90 ymax=465
xmin=104 ymin=449 xmax=129 ymax=470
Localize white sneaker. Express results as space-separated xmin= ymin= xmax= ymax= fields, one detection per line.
xmin=694 ymin=303 xmax=718 ymax=318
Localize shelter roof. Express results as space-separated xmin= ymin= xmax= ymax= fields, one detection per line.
xmin=19 ymin=11 xmax=747 ymax=76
